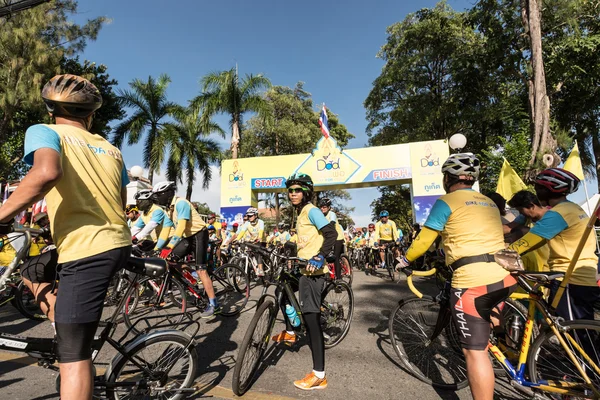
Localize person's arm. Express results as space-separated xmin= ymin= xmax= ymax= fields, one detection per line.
xmin=235 ymin=223 xmax=247 ymax=241
xmin=405 ymin=227 xmax=440 ymax=261
xmin=120 ymin=164 xmax=130 ymax=211
xmin=508 ymin=210 xmax=566 ymax=255
xmin=130 ymin=218 xmax=145 ymax=238
xmin=0 ymin=126 xmax=63 ymax=223
xmin=373 ymin=223 xmax=380 ymax=244
xmin=392 ymin=221 xmax=399 ymax=241
xmin=257 ymin=220 xmax=265 ymax=242
xmin=508 ymin=231 xmax=547 ymax=254
xmin=308 ymin=208 xmax=336 ymax=257
xmin=166 ymin=201 xmax=191 ymax=249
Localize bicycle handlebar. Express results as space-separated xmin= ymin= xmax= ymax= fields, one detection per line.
xmin=15 ymin=227 xmax=45 ymax=235
xmin=401 ymin=267 xmax=437 ymax=299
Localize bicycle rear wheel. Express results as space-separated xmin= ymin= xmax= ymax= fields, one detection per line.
xmin=528 ymin=320 xmax=600 ymax=397
xmin=14 ymin=280 xmax=47 ymax=320
xmin=321 ymin=280 xmax=354 ymax=349
xmin=389 ymin=296 xmax=468 ymax=390
xmin=213 ymin=263 xmax=249 ymax=316
xmin=232 ymin=298 xmax=276 ymax=396
xmin=339 ymin=255 xmax=353 ymax=286
xmin=106 ymin=332 xmax=197 ymax=400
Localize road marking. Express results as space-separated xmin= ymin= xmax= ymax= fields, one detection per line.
xmin=0 ymin=352 xmax=297 ymax=399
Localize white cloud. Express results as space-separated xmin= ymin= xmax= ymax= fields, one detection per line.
xmin=352 ymin=214 xmax=374 ymax=228
xmin=414 ymin=202 xmax=421 ymax=211
xmin=152 ymin=166 xmax=221 ymax=213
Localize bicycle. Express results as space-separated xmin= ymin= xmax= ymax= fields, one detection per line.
xmin=0 ymin=230 xmax=200 ymax=399
xmin=374 ymin=243 xmax=397 ymax=281
xmin=390 ymin=265 xmax=600 ymax=398
xmin=123 ymin=248 xmax=249 ymax=334
xmin=231 ymin=246 xmax=354 ymax=396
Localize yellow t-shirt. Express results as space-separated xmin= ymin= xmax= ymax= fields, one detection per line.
xmin=213 ymin=221 xmax=222 ymax=239
xmin=23 ymin=124 xmax=131 ymax=263
xmin=529 ymin=201 xmax=598 ymax=286
xmin=324 ymin=211 xmax=345 ymax=241
xmin=169 ymin=197 xmax=207 ymax=237
xmin=289 ymin=234 xmax=297 ymax=244
xmin=237 ymin=220 xmax=265 ymax=242
xmin=424 ymin=189 xmax=509 ymax=288
xmin=296 ymin=203 xmax=329 ymax=276
xmin=375 ymin=220 xmax=399 ymax=242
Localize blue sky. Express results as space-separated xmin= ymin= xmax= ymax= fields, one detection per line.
xmin=71 ymin=0 xmax=595 ymax=226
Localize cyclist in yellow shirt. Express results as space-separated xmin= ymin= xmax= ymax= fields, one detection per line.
xmin=374 ymin=210 xmax=400 ymax=269
xmin=319 ymin=198 xmax=345 ymax=280
xmin=396 ymin=153 xmax=516 ymax=400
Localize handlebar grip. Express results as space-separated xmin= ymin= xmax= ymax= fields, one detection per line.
xmin=406 ymin=275 xmax=424 ymax=299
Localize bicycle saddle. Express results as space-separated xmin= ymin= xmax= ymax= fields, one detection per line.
xmin=518 ymin=270 xmax=565 ymax=283
xmin=125 ymin=256 xmax=167 ymax=278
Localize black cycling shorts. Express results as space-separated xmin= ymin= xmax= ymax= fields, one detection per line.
xmin=55 ymin=246 xmax=131 ymax=324
xmin=450 ymin=275 xmax=517 ymax=350
xmin=379 ymin=239 xmax=394 ymax=246
xmin=172 ymin=229 xmax=208 ymax=268
xmin=299 ymin=274 xmax=326 ymax=314
xmin=20 ymin=248 xmax=58 ymax=284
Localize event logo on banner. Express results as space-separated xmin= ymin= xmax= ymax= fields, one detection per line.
xmin=419 ymin=143 xmax=440 ymax=174
xmin=228 ymin=161 xmax=246 ymax=189
xmin=294 ymin=136 xmax=361 ymax=185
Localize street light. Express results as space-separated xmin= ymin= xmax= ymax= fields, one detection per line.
xmin=130 ymin=165 xmax=144 ymax=181
xmin=448 ymin=133 xmax=467 ymax=153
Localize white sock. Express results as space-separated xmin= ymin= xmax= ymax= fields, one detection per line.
xmin=313 ymin=370 xmax=325 ymax=379
xmin=286 ymin=330 xmax=295 ymax=336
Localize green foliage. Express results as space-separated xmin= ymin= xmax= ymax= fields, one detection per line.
xmin=193 ymin=68 xmax=271 ymax=159
xmin=192 ymin=202 xmax=217 ymax=217
xmin=60 ymin=57 xmax=124 ymax=138
xmin=112 ymin=74 xmax=180 ymax=182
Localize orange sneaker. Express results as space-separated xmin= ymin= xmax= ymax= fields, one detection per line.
xmin=293 ymin=372 xmax=327 ymax=390
xmin=271 ymin=331 xmax=297 ymax=343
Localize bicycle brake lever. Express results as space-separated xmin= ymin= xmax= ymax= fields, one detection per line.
xmin=401 ymin=267 xmax=413 ymax=277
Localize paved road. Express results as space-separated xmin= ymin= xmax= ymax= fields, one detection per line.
xmin=0 ymin=268 xmax=526 ymax=399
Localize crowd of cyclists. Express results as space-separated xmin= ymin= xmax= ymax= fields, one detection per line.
xmin=1 ymin=73 xmax=600 ymax=399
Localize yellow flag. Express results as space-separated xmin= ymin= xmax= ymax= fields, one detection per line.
xmin=563 ymin=142 xmax=585 ymax=180
xmin=496 ymin=158 xmax=527 ymax=201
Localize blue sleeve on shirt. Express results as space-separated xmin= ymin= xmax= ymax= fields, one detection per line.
xmin=329 ymin=211 xmax=338 ymax=222
xmin=121 ymin=164 xmax=130 ymax=187
xmin=530 ymin=210 xmax=569 ymax=240
xmin=23 ymin=125 xmax=61 ymax=165
xmin=150 ymin=209 xmax=165 ymax=225
xmin=175 ymin=200 xmax=191 ymax=221
xmin=134 ymin=218 xmax=145 ymax=228
xmin=424 ymin=199 xmax=452 ymax=232
xmin=308 ymin=208 xmax=330 ymax=230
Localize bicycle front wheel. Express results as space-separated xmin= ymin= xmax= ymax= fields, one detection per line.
xmin=106 ymin=332 xmax=197 ymax=400
xmin=389 ymin=296 xmax=468 ymax=390
xmin=321 ymin=280 xmax=354 ymax=349
xmin=213 ymin=263 xmax=249 ymax=316
xmin=528 ymin=320 xmax=600 ymax=398
xmin=339 ymin=255 xmax=353 ymax=286
xmin=232 ymin=298 xmax=277 ymax=396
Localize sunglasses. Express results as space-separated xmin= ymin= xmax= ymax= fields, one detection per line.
xmin=288 ymin=187 xmax=304 ymax=194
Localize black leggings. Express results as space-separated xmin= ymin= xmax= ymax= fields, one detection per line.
xmin=172 ymin=229 xmax=209 ymax=267
xmin=333 ymin=240 xmax=343 ymax=279
xmin=305 ymin=312 xmax=325 ymax=371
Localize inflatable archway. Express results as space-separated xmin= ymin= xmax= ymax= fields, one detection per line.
xmin=220 ymin=136 xmax=450 ymax=225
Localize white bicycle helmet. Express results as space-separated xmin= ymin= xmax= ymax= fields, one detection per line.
xmin=153 ymin=181 xmax=176 ymax=193
xmin=441 ymin=153 xmax=480 ymax=179
xmin=245 ymin=207 xmax=258 ymax=216
xmin=134 ymin=189 xmax=153 ymax=200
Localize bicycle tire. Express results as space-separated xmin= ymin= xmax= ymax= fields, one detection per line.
xmin=322 ymin=280 xmax=354 ymax=349
xmin=14 ymin=280 xmax=47 ymax=320
xmin=213 ymin=263 xmax=249 ymax=316
xmin=386 ymin=250 xmax=396 ymax=282
xmin=106 ymin=332 xmax=198 ymax=400
xmin=339 ymin=255 xmax=353 ymax=286
xmin=527 ymin=319 xmax=600 ymax=397
xmin=232 ymin=298 xmax=277 ymax=396
xmin=123 ymin=277 xmax=187 ymax=335
xmin=389 ymin=296 xmax=468 ymax=390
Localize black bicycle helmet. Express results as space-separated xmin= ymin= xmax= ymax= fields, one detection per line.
xmin=318 ymin=198 xmax=332 ymax=208
xmin=42 ymin=74 xmax=102 ymax=118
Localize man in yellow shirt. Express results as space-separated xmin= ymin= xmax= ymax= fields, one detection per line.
xmin=396 ymin=153 xmax=516 ymax=400
xmin=508 ymin=169 xmax=600 ymax=320
xmin=374 ymin=210 xmax=400 ymax=269
xmin=0 ymin=75 xmax=131 ymax=400
xmin=319 ymin=198 xmax=345 ymax=280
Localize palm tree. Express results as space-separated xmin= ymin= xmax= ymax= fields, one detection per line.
xmin=161 ymin=107 xmax=223 ymax=200
xmin=193 ymin=67 xmax=271 ymax=159
xmin=112 ymin=74 xmax=179 ymax=182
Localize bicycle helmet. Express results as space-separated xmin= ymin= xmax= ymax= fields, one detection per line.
xmin=222 ymin=221 xmax=228 ymax=227
xmin=125 ymin=205 xmax=138 ymax=214
xmin=208 ymin=225 xmax=215 ymax=231
xmin=318 ymin=198 xmax=332 ymax=208
xmin=152 ymin=181 xmax=176 ymax=207
xmin=134 ymin=189 xmax=154 ymax=212
xmin=285 ymin=172 xmax=314 ymax=199
xmin=245 ymin=207 xmax=258 ymax=217
xmin=379 ymin=210 xmax=389 ymax=218
xmin=208 ymin=213 xmax=216 ymax=220
xmin=233 ymin=222 xmax=239 ymax=228
xmin=441 ymin=153 xmax=480 ymax=179
xmin=42 ymin=74 xmax=102 ymax=118
xmin=534 ymin=168 xmax=580 ymax=196
xmin=368 ymin=223 xmax=375 ymax=228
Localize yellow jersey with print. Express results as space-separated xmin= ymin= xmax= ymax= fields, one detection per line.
xmin=295 ymin=203 xmax=330 ymax=276
xmin=325 ymin=211 xmax=345 ymax=241
xmin=374 ymin=220 xmax=399 ymax=242
xmin=23 ymin=124 xmax=131 ymax=263
xmin=169 ymin=197 xmax=207 ymax=237
xmin=237 ymin=220 xmax=265 ymax=242
xmin=511 ymin=214 xmax=550 ymax=273
xmin=424 ymin=189 xmax=509 ymax=288
xmin=529 ymin=201 xmax=598 ymax=286
xmin=289 ymin=234 xmax=297 ymax=244
xmin=213 ymin=221 xmax=222 ymax=239
xmin=132 ymin=204 xmax=175 ymax=247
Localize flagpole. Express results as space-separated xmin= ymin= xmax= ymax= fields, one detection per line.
xmin=575 ymin=140 xmax=593 ymax=216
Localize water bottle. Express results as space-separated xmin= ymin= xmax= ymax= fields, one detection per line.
xmin=506 ymin=315 xmax=523 ymax=349
xmin=285 ymin=304 xmax=300 ymax=327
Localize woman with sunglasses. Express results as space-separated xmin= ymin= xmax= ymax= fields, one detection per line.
xmin=271 ymin=173 xmax=337 ymax=391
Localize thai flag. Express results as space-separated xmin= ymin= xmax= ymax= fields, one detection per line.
xmin=318 ymin=105 xmax=330 ymax=139
xmin=32 ymin=198 xmax=47 ymax=216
